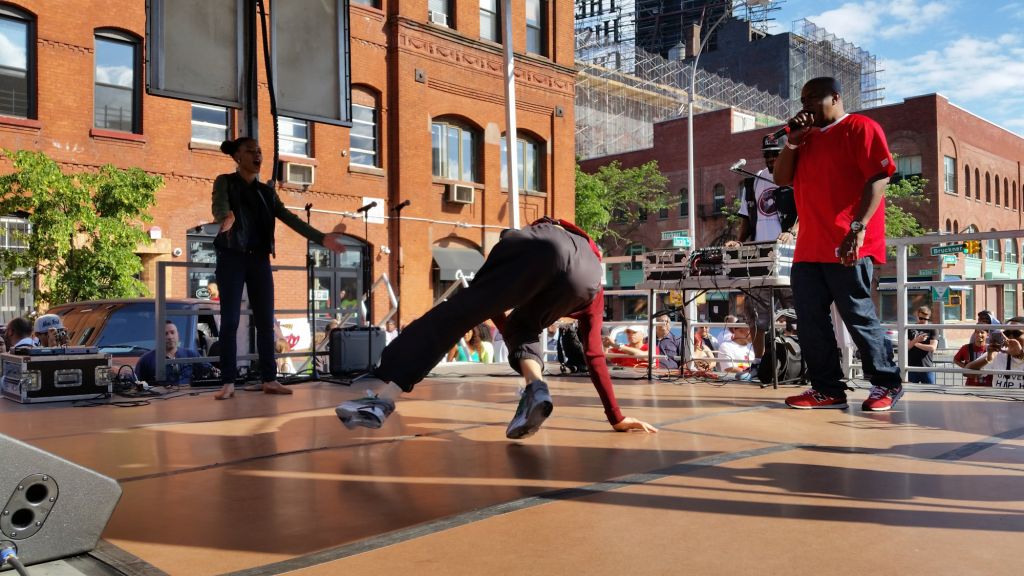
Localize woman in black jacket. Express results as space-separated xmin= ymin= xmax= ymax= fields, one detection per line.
xmin=212 ymin=136 xmax=346 ymax=399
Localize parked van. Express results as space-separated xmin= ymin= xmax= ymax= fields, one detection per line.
xmin=45 ymin=299 xmax=220 ymax=369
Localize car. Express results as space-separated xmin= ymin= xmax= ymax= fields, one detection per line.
xmin=45 ymin=299 xmax=221 ymax=370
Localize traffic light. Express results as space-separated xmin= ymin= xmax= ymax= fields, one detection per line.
xmin=966 ymin=240 xmax=982 ymax=256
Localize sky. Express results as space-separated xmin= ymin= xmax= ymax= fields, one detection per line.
xmin=764 ymin=0 xmax=1024 ymax=135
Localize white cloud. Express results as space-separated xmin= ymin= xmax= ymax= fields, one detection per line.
xmin=997 ymin=2 xmax=1024 ymax=19
xmin=803 ymin=0 xmax=954 ymax=45
xmin=0 ymin=32 xmax=26 ymax=69
xmin=95 ymin=65 xmax=133 ymax=88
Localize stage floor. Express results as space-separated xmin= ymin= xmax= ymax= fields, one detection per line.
xmin=2 ymin=367 xmax=1022 ymax=575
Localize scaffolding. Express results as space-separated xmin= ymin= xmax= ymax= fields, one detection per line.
xmin=790 ymin=18 xmax=884 ymax=114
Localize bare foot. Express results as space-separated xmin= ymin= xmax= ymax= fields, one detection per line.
xmin=262 ymin=380 xmax=293 ymax=395
xmin=214 ymin=384 xmax=235 ymax=400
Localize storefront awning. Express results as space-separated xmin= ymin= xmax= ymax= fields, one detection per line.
xmin=432 ymin=247 xmax=484 ymax=281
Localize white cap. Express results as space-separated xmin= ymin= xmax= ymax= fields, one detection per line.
xmin=34 ymin=314 xmax=63 ymax=333
xmin=625 ymin=325 xmax=647 ymax=336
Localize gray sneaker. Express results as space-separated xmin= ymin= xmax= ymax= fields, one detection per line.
xmin=336 ymin=392 xmax=396 ymax=430
xmin=505 ymin=380 xmax=554 ymax=439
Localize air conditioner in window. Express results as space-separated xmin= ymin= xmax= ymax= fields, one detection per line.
xmin=447 ymin=184 xmax=474 ymax=204
xmin=283 ymin=162 xmax=315 ymax=186
xmin=427 ymin=10 xmax=449 ymax=26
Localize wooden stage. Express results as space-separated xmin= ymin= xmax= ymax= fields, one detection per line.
xmin=1 ymin=366 xmax=1022 ymax=575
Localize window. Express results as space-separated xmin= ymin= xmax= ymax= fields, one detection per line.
xmin=1015 ymin=182 xmax=1019 ymax=211
xmin=1005 ymin=283 xmax=1018 ymax=319
xmin=432 ymin=120 xmax=478 ymax=182
xmin=278 ymin=116 xmax=310 ymax=157
xmin=1005 ymin=178 xmax=1010 ymax=207
xmin=712 ymin=183 xmax=726 ymax=213
xmin=943 ymin=156 xmax=956 ymax=194
xmin=313 ymin=238 xmax=369 ymax=324
xmin=964 ymin=165 xmax=971 ymax=197
xmin=679 ymin=188 xmax=689 ymax=218
xmin=658 ymin=204 xmax=669 ymax=219
xmin=0 ymin=8 xmax=33 ymax=118
xmin=985 ymin=238 xmax=999 ymax=261
xmin=525 ymin=0 xmax=546 ymax=55
xmin=896 ymin=155 xmax=921 ymax=178
xmin=626 ymin=243 xmax=645 ymax=270
xmin=94 ymin=31 xmax=141 ymax=132
xmin=996 ymin=175 xmax=1001 ymax=206
xmin=1005 ymin=239 xmax=1018 ymax=264
xmin=975 ymin=168 xmax=980 ymax=199
xmin=500 ymin=134 xmax=542 ymax=192
xmin=480 ymin=0 xmax=500 ymax=42
xmin=986 ymin=172 xmax=991 ymax=203
xmin=351 ymin=0 xmax=379 ymax=6
xmin=945 ymin=219 xmax=951 ymax=233
xmin=350 ymin=103 xmax=378 ymax=167
xmin=191 ymin=103 xmax=230 ymax=144
xmin=964 ymin=286 xmax=975 ymax=319
xmin=428 ymin=0 xmax=451 ymax=26
xmin=638 ymin=207 xmax=647 ymax=222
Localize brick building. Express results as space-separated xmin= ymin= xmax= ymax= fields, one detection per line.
xmin=581 ymin=94 xmax=1024 ymax=324
xmin=0 ymin=0 xmax=576 ymax=328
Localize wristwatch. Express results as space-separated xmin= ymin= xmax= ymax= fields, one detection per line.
xmin=849 ymin=220 xmax=865 ymax=233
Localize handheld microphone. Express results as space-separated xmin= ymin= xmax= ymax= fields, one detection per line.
xmin=356 ymin=201 xmax=378 ymax=214
xmin=729 ymin=158 xmax=747 ymax=172
xmin=392 ymin=199 xmax=411 ymax=212
xmin=771 ymin=112 xmax=813 ymax=140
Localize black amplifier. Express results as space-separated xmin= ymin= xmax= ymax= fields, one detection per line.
xmin=329 ymin=327 xmax=385 ymax=375
xmin=689 ymin=247 xmax=726 ymax=276
xmin=2 ymin=352 xmax=113 ymax=404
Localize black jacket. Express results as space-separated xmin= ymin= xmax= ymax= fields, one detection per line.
xmin=211 ymin=172 xmax=325 ymax=255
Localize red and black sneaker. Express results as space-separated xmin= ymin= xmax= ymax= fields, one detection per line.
xmin=784 ymin=388 xmax=848 ymax=409
xmin=861 ymin=384 xmax=904 ymax=412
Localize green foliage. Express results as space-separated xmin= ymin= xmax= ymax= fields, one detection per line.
xmin=885 ymin=173 xmax=929 ymax=239
xmin=0 ymin=150 xmax=161 ymax=305
xmin=574 ymin=160 xmax=669 ymax=246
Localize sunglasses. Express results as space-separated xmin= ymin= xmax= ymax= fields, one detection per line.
xmin=1004 ymin=330 xmax=1023 ymax=339
xmin=917 ymin=316 xmax=930 ymax=321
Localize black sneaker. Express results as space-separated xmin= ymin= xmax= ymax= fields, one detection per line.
xmin=336 ymin=391 xmax=396 ymax=429
xmin=505 ymin=380 xmax=554 ymax=439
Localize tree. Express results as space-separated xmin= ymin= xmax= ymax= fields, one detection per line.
xmin=575 ymin=160 xmax=669 ymax=246
xmin=0 ymin=150 xmax=161 ymax=305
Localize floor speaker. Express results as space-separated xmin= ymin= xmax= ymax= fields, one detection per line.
xmin=0 ymin=434 xmax=121 ymax=567
xmin=329 ymin=327 xmax=385 ymax=375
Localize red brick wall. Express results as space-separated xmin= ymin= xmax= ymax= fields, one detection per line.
xmin=0 ymin=0 xmax=576 ymax=326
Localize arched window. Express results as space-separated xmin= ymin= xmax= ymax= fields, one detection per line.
xmin=985 ymin=172 xmax=992 ymax=203
xmin=954 ymin=220 xmax=959 ymax=233
xmin=679 ymin=188 xmax=689 ymax=218
xmin=1005 ymin=178 xmax=1010 ymax=207
xmin=350 ymin=86 xmax=381 ymax=167
xmin=501 ymin=132 xmax=544 ymax=192
xmin=712 ymin=183 xmax=726 ymax=213
xmin=975 ymin=168 xmax=980 ymax=199
xmin=0 ymin=6 xmax=36 ymax=119
xmin=945 ymin=219 xmax=952 ymax=233
xmin=432 ymin=118 xmax=480 ymax=182
xmin=964 ymin=165 xmax=971 ymax=197
xmin=996 ymin=176 xmax=1001 ymax=206
xmin=1015 ymin=181 xmax=1019 ymax=211
xmin=94 ymin=29 xmax=142 ymax=133
xmin=985 ymin=238 xmax=1000 ymax=261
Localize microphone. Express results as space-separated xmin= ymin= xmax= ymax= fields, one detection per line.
xmin=392 ymin=199 xmax=411 ymax=213
xmin=771 ymin=112 xmax=813 ymax=140
xmin=356 ymin=201 xmax=378 ymax=214
xmin=729 ymin=158 xmax=747 ymax=172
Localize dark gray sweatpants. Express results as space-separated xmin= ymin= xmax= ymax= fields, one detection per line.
xmin=375 ymin=223 xmax=603 ymax=392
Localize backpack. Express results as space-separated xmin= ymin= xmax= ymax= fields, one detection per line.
xmin=757 ymin=333 xmax=805 ymax=384
xmin=557 ymin=323 xmax=589 ymax=374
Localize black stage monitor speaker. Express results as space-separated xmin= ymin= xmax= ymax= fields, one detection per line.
xmin=0 ymin=434 xmax=121 ymax=567
xmin=329 ymin=327 xmax=385 ymax=376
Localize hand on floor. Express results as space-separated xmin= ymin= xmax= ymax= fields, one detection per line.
xmin=612 ymin=416 xmax=658 ymax=433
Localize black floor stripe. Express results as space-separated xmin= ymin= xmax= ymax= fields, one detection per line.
xmin=220 ymin=443 xmax=805 ymax=576
xmin=932 ymin=425 xmax=1024 ymax=461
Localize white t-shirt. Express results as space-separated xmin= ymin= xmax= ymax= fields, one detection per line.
xmin=980 ymin=352 xmax=1024 ymax=388
xmin=718 ymin=340 xmax=754 ymax=371
xmin=738 ymin=168 xmax=784 ymax=242
xmin=385 ymin=329 xmax=399 ymax=345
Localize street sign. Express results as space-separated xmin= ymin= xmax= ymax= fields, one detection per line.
xmin=930 ymin=243 xmax=966 ymax=256
xmin=918 ymin=269 xmax=936 ymax=276
xmin=661 ymin=230 xmax=689 ymax=241
xmin=672 ymin=236 xmax=693 ymax=248
xmin=942 ymin=255 xmax=957 ymax=265
xmin=931 ymin=286 xmax=950 ymax=302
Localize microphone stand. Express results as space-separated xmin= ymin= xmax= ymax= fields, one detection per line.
xmin=340 ymin=205 xmax=375 ymax=385
xmin=304 ymin=203 xmax=320 ymax=382
xmin=730 ymin=165 xmax=776 ymax=185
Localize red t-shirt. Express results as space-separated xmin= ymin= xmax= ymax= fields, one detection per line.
xmin=792 ymin=114 xmax=895 ymax=264
xmin=608 ymin=342 xmax=659 ymax=368
xmin=953 ymin=343 xmax=993 ymax=387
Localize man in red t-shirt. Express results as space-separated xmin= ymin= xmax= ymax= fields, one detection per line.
xmin=336 ymin=218 xmax=657 ymax=438
xmin=772 ymin=76 xmax=904 ymax=412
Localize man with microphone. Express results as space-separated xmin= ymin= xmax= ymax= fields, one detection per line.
xmin=725 ymin=134 xmax=798 ymax=365
xmin=772 ymin=76 xmax=904 ymax=411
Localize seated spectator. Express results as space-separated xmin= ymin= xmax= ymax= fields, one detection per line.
xmin=33 ymin=314 xmax=66 ymax=347
xmin=384 ymin=320 xmax=399 ymax=345
xmin=954 ymin=329 xmax=992 ymax=387
xmin=136 ymin=321 xmax=218 ymax=384
xmin=655 ymin=319 xmax=681 ymax=370
xmin=605 ymin=325 xmax=658 ymax=368
xmin=315 ymin=319 xmax=340 ymax=373
xmin=3 ymin=317 xmax=34 ymax=351
xmin=966 ymin=317 xmax=1024 ymax=389
xmin=718 ymin=325 xmax=754 ymax=376
xmin=447 ymin=328 xmax=489 ymax=362
xmin=711 ymin=314 xmax=738 ymax=346
xmin=691 ymin=325 xmax=716 ymax=372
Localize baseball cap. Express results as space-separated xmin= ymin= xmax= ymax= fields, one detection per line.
xmin=625 ymin=325 xmax=647 ymax=337
xmin=34 ymin=314 xmax=64 ymax=333
xmin=762 ymin=133 xmax=786 ymax=153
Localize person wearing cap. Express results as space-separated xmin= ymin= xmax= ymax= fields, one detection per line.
xmin=605 ymin=325 xmax=659 ymax=368
xmin=33 ymin=314 xmax=65 ymax=347
xmin=773 ymin=76 xmax=904 ymax=411
xmin=726 ymin=133 xmax=798 ymax=363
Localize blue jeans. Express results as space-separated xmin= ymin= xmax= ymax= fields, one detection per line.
xmin=216 ymin=249 xmax=277 ymax=383
xmin=907 ymin=370 xmax=935 ymax=384
xmin=791 ymin=259 xmax=902 ymax=397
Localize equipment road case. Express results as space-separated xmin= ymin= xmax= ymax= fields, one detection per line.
xmin=2 ymin=352 xmax=113 ymax=404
